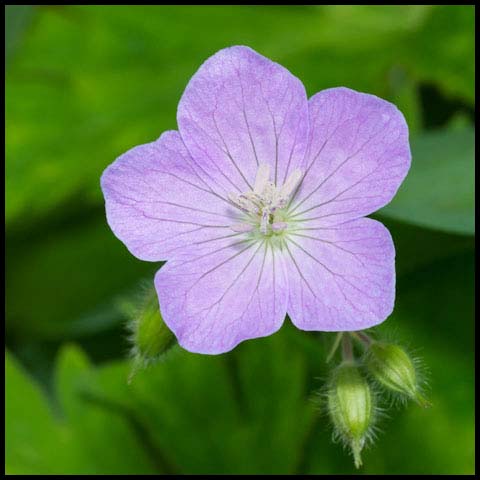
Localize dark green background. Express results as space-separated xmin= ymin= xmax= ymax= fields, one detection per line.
xmin=5 ymin=5 xmax=475 ymax=475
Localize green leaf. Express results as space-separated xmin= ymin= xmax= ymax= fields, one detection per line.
xmin=5 ymin=346 xmax=163 ymax=474
xmin=5 ymin=351 xmax=82 ymax=474
xmin=379 ymin=127 xmax=474 ymax=235
xmin=54 ymin=345 xmax=158 ymax=474
xmin=7 ymin=325 xmax=318 ymax=474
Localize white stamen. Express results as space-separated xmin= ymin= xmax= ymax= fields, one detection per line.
xmin=260 ymin=209 xmax=269 ymax=235
xmin=253 ymin=163 xmax=271 ymax=194
xmin=280 ymin=168 xmax=303 ymax=199
xmin=229 ymin=193 xmax=258 ymax=213
xmin=228 ymin=164 xmax=303 ymax=236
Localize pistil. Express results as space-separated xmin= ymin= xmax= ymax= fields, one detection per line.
xmin=228 ymin=164 xmax=302 ymax=236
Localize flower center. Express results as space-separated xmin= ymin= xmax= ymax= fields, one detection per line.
xmin=229 ymin=164 xmax=302 ymax=236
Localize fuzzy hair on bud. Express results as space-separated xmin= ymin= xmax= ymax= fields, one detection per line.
xmin=119 ymin=281 xmax=176 ymax=382
xmin=326 ymin=361 xmax=376 ymax=469
xmin=365 ymin=342 xmax=430 ymax=408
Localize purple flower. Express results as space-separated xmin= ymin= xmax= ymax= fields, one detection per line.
xmin=101 ymin=46 xmax=411 ymax=354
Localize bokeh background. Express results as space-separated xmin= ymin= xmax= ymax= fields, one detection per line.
xmin=5 ymin=5 xmax=475 ymax=475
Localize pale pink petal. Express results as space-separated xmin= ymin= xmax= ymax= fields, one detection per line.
xmin=177 ymin=46 xmax=309 ymax=197
xmin=289 ymin=87 xmax=411 ymax=226
xmin=101 ymin=131 xmax=241 ymax=261
xmin=155 ymin=238 xmax=288 ymax=354
xmin=285 ymin=217 xmax=395 ymax=331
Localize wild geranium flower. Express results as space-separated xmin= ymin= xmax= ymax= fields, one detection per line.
xmin=101 ymin=46 xmax=411 ymax=354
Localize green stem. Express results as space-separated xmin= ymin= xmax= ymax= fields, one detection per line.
xmin=341 ymin=335 xmax=354 ymax=362
xmin=326 ymin=332 xmax=343 ymax=363
xmin=350 ymin=331 xmax=373 ymax=348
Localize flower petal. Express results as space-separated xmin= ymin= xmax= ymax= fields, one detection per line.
xmin=289 ymin=87 xmax=411 ymax=226
xmin=177 ymin=46 xmax=309 ymax=196
xmin=101 ymin=131 xmax=241 ymax=261
xmin=155 ymin=238 xmax=288 ymax=354
xmin=285 ymin=217 xmax=395 ymax=331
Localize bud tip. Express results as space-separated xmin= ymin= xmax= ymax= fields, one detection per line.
xmin=415 ymin=392 xmax=432 ymax=408
xmin=352 ymin=438 xmax=363 ymax=469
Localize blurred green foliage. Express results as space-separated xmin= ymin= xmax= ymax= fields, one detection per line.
xmin=381 ymin=126 xmax=474 ymax=234
xmin=5 ymin=5 xmax=474 ymax=475
xmin=5 ymin=5 xmax=474 ymax=229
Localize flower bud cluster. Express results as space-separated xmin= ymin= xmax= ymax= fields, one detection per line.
xmin=324 ymin=332 xmax=429 ymax=468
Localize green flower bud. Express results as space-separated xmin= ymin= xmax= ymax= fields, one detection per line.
xmin=133 ymin=293 xmax=175 ymax=360
xmin=327 ymin=361 xmax=374 ymax=469
xmin=120 ymin=284 xmax=176 ymax=382
xmin=365 ymin=342 xmax=430 ymax=408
